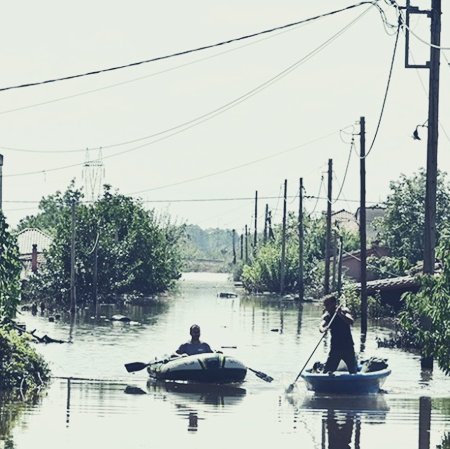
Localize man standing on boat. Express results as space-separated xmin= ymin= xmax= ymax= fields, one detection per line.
xmin=174 ymin=324 xmax=214 ymax=356
xmin=319 ymin=294 xmax=357 ymax=374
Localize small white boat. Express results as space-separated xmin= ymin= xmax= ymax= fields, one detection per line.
xmin=147 ymin=353 xmax=247 ymax=383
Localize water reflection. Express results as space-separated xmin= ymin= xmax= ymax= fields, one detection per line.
xmin=146 ymin=380 xmax=246 ymax=407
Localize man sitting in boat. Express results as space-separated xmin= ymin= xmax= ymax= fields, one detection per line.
xmin=319 ymin=294 xmax=357 ymax=374
xmin=174 ymin=324 xmax=214 ymax=356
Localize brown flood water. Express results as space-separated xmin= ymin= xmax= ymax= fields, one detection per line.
xmin=1 ymin=272 xmax=449 ymax=449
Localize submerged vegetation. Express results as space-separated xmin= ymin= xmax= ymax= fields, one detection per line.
xmin=0 ymin=212 xmax=50 ymax=393
xmin=21 ymin=183 xmax=185 ymax=308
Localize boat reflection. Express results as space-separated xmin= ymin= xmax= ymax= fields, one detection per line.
xmin=287 ymin=394 xmax=389 ymax=449
xmin=146 ymin=379 xmax=246 ymax=407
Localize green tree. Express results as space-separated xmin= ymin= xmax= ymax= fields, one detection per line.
xmin=240 ymin=212 xmax=359 ymax=295
xmin=399 ymin=228 xmax=450 ymax=375
xmin=373 ymin=169 xmax=450 ymax=263
xmin=0 ymin=213 xmax=21 ymax=319
xmin=22 ymin=184 xmax=184 ymax=306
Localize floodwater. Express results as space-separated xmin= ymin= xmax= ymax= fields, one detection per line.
xmin=1 ymin=272 xmax=450 ymax=449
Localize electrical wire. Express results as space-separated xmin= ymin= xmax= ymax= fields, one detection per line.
xmin=0 ymin=1 xmax=381 ymax=93
xmin=332 ymin=139 xmax=354 ymax=203
xmin=124 ymin=131 xmax=340 ymax=195
xmin=4 ymin=9 xmax=371 ymax=178
xmin=0 ymin=20 xmax=315 ymax=120
xmin=365 ymin=17 xmax=401 ymax=157
xmin=388 ymin=0 xmax=450 ymax=50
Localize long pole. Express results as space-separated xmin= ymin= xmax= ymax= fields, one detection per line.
xmin=245 ymin=225 xmax=248 ymax=263
xmin=70 ymin=201 xmax=76 ymax=314
xmin=280 ymin=180 xmax=288 ymax=295
xmin=423 ymin=0 xmax=441 ymax=275
xmin=324 ymin=159 xmax=333 ymax=295
xmin=232 ymin=229 xmax=236 ymax=264
xmin=254 ymin=190 xmax=258 ymax=255
xmin=298 ymin=178 xmax=304 ymax=302
xmin=360 ymin=117 xmax=368 ymax=335
xmin=0 ymin=154 xmax=3 ymax=211
xmin=337 ymin=235 xmax=344 ymax=296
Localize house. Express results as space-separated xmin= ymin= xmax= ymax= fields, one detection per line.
xmin=340 ymin=245 xmax=390 ymax=282
xmin=355 ymin=275 xmax=421 ymax=309
xmin=16 ymin=228 xmax=52 ymax=279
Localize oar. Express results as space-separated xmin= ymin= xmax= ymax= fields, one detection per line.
xmin=125 ymin=359 xmax=167 ymax=373
xmin=285 ymin=305 xmax=341 ymax=393
xmin=248 ymin=367 xmax=273 ymax=383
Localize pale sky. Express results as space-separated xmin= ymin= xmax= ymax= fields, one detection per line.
xmin=1 ymin=0 xmax=449 ymax=233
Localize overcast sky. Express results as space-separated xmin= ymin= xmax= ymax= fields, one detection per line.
xmin=0 ymin=0 xmax=448 ymax=233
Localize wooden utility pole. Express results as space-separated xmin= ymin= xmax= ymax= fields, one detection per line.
xmin=70 ymin=201 xmax=77 ymax=314
xmin=280 ymin=179 xmax=287 ymax=295
xmin=263 ymin=204 xmax=269 ymax=243
xmin=337 ymin=235 xmax=344 ymax=296
xmin=245 ymin=225 xmax=248 ymax=263
xmin=298 ymin=178 xmax=304 ymax=302
xmin=232 ymin=229 xmax=236 ymax=264
xmin=324 ymin=159 xmax=333 ymax=295
xmin=332 ymin=232 xmax=337 ymax=291
xmin=93 ymin=236 xmax=99 ymax=312
xmin=0 ymin=154 xmax=3 ymax=211
xmin=240 ymin=233 xmax=243 ymax=260
xmin=360 ymin=116 xmax=368 ymax=335
xmin=423 ymin=0 xmax=441 ymax=275
xmin=404 ymin=0 xmax=441 ymax=370
xmin=254 ymin=191 xmax=258 ymax=254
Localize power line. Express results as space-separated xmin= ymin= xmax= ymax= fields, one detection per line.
xmin=3 ymin=4 xmax=373 ymax=168
xmin=0 ymin=17 xmax=314 ymax=122
xmin=365 ymin=17 xmax=401 ymax=157
xmin=0 ymin=1 xmax=380 ymax=93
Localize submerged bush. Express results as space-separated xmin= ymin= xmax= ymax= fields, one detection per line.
xmin=0 ymin=327 xmax=50 ymax=391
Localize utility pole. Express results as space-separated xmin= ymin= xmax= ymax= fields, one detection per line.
xmin=240 ymin=233 xmax=243 ymax=260
xmin=0 ymin=154 xmax=3 ymax=212
xmin=324 ymin=159 xmax=333 ymax=295
xmin=404 ymin=0 xmax=441 ymax=370
xmin=298 ymin=178 xmax=304 ymax=302
xmin=232 ymin=229 xmax=236 ymax=264
xmin=93 ymin=236 xmax=99 ymax=313
xmin=332 ymin=232 xmax=338 ymax=291
xmin=424 ymin=1 xmax=441 ymax=275
xmin=337 ymin=235 xmax=344 ymax=296
xmin=70 ymin=201 xmax=77 ymax=314
xmin=360 ymin=116 xmax=368 ymax=335
xmin=263 ymin=204 xmax=269 ymax=243
xmin=254 ymin=190 xmax=258 ymax=255
xmin=245 ymin=225 xmax=248 ymax=263
xmin=280 ymin=179 xmax=287 ymax=296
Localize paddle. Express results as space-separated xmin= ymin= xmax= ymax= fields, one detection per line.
xmin=285 ymin=305 xmax=341 ymax=393
xmin=248 ymin=367 xmax=273 ymax=383
xmin=125 ymin=359 xmax=167 ymax=373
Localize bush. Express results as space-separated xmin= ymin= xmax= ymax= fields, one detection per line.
xmin=0 ymin=327 xmax=50 ymax=391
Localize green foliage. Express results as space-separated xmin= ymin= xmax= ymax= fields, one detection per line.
xmin=22 ymin=184 xmax=184 ymax=306
xmin=398 ymin=229 xmax=450 ymax=375
xmin=0 ymin=213 xmax=21 ymax=319
xmin=341 ymin=284 xmax=394 ymax=319
xmin=0 ymin=327 xmax=50 ymax=390
xmin=240 ymin=212 xmax=359 ymax=295
xmin=366 ymin=255 xmax=412 ymax=280
xmin=373 ymin=170 xmax=450 ymax=263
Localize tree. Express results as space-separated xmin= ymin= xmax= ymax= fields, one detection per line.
xmin=373 ymin=169 xmax=450 ymax=263
xmin=22 ymin=184 xmax=184 ymax=306
xmin=399 ymin=228 xmax=450 ymax=375
xmin=240 ymin=212 xmax=359 ymax=295
xmin=0 ymin=212 xmax=21 ymax=319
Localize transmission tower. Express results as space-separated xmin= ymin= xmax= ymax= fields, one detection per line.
xmin=82 ymin=148 xmax=105 ymax=202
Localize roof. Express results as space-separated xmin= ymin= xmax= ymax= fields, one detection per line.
xmin=16 ymin=228 xmax=53 ymax=255
xmin=356 ymin=275 xmax=421 ymax=294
